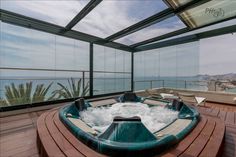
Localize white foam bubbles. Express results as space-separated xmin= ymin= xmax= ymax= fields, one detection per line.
xmin=79 ymin=102 xmax=178 ymax=133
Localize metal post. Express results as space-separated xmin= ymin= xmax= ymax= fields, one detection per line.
xmin=150 ymin=81 xmax=153 ymax=89
xmin=131 ymin=52 xmax=134 ymax=91
xmin=82 ymin=71 xmax=85 ymax=91
xmin=184 ymin=80 xmax=187 ymax=89
xmin=162 ymin=80 xmax=165 ymax=87
xmin=215 ymin=81 xmax=217 ymax=91
xmin=89 ymin=43 xmax=93 ymax=97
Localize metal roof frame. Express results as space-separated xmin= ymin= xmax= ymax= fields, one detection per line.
xmin=0 ymin=0 xmax=235 ymax=53
xmin=134 ymin=24 xmax=236 ymax=52
xmin=63 ymin=0 xmax=102 ymax=31
xmin=131 ymin=15 xmax=236 ymax=48
xmin=0 ymin=9 xmax=134 ymax=52
xmin=105 ymin=0 xmax=210 ymax=41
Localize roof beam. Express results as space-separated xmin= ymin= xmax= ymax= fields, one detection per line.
xmin=105 ymin=0 xmax=210 ymax=41
xmin=131 ymin=27 xmax=189 ymax=47
xmin=131 ymin=15 xmax=236 ymax=48
xmin=64 ymin=0 xmax=102 ymax=31
xmin=0 ymin=9 xmax=134 ymax=52
xmin=134 ymin=24 xmax=236 ymax=52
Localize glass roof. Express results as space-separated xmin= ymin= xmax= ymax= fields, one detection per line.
xmin=73 ymin=0 xmax=168 ymax=38
xmin=1 ymin=0 xmax=89 ymax=26
xmin=115 ymin=16 xmax=186 ymax=45
xmin=165 ymin=0 xmax=192 ymax=9
xmin=1 ymin=0 xmax=235 ymax=48
xmin=143 ymin=18 xmax=236 ymax=47
xmin=179 ymin=0 xmax=236 ymax=28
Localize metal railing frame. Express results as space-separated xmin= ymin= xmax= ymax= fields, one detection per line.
xmin=133 ymin=79 xmax=234 ymax=92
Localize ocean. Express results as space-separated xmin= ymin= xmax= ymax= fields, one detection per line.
xmin=0 ymin=76 xmax=235 ymax=106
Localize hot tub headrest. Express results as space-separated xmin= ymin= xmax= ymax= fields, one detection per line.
xmin=120 ymin=92 xmax=139 ymax=102
xmin=75 ymin=98 xmax=87 ymax=111
xmin=113 ymin=116 xmax=141 ymax=122
xmin=171 ymin=99 xmax=183 ymax=111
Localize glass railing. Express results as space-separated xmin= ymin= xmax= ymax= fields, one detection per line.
xmin=0 ymin=69 xmax=131 ymax=108
xmin=134 ymin=79 xmax=236 ymax=93
xmin=0 ymin=77 xmax=90 ymax=107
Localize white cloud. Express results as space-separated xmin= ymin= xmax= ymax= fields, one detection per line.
xmin=115 ymin=16 xmax=185 ymax=45
xmin=73 ymin=0 xmax=167 ymax=38
xmin=1 ymin=0 xmax=89 ymax=26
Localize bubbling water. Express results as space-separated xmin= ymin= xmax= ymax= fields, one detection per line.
xmin=79 ymin=102 xmax=178 ymax=133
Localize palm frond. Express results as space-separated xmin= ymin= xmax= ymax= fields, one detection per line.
xmin=0 ymin=97 xmax=9 ymax=107
xmin=81 ymin=81 xmax=90 ymax=96
xmin=5 ymin=82 xmax=32 ymax=105
xmin=57 ymin=82 xmax=72 ymax=98
xmin=55 ymin=78 xmax=87 ymax=99
xmin=4 ymin=81 xmax=52 ymax=105
xmin=77 ymin=79 xmax=82 ymax=97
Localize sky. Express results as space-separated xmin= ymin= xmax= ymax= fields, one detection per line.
xmin=199 ymin=33 xmax=236 ymax=75
xmin=0 ymin=0 xmax=236 ymax=77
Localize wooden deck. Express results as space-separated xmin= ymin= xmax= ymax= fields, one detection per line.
xmin=1 ymin=102 xmax=236 ymax=157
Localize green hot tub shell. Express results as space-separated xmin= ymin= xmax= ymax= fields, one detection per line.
xmin=59 ymin=96 xmax=199 ymax=157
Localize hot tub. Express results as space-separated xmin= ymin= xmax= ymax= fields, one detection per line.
xmin=59 ymin=93 xmax=199 ymax=156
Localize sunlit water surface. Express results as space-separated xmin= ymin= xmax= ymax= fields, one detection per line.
xmin=79 ymin=102 xmax=178 ymax=133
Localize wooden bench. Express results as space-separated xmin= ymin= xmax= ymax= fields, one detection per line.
xmin=89 ymin=98 xmax=117 ymax=107
xmin=37 ymin=108 xmax=225 ymax=157
xmin=37 ymin=109 xmax=106 ymax=157
xmin=160 ymin=116 xmax=225 ymax=157
xmin=143 ymin=99 xmax=168 ymax=106
xmin=155 ymin=119 xmax=192 ymax=137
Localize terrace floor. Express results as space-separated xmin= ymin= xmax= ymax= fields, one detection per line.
xmin=0 ymin=102 xmax=236 ymax=157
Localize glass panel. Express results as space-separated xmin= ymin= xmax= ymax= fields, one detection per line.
xmin=134 ymin=41 xmax=200 ymax=91
xmin=1 ymin=0 xmax=89 ymax=26
xmin=93 ymin=45 xmax=131 ymax=95
xmin=147 ymin=18 xmax=236 ymax=46
xmin=179 ymin=0 xmax=236 ymax=28
xmin=134 ymin=33 xmax=236 ymax=93
xmin=134 ymin=51 xmax=160 ymax=90
xmin=199 ymin=34 xmax=236 ymax=93
xmin=74 ymin=0 xmax=167 ymax=38
xmin=115 ymin=16 xmax=185 ymax=45
xmin=166 ymin=0 xmax=192 ymax=9
xmin=0 ymin=21 xmax=90 ymax=107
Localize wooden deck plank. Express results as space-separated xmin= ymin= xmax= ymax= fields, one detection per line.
xmin=210 ymin=108 xmax=220 ymax=117
xmin=0 ymin=118 xmax=33 ymax=132
xmin=160 ymin=117 xmax=207 ymax=157
xmin=225 ymin=112 xmax=235 ymax=124
xmin=45 ymin=110 xmax=85 ymax=157
xmin=0 ymin=129 xmax=36 ymax=152
xmin=179 ymin=118 xmax=216 ymax=157
xmin=0 ymin=113 xmax=31 ymax=123
xmin=13 ymin=147 xmax=39 ymax=157
xmin=218 ymin=110 xmax=227 ymax=121
xmin=199 ymin=118 xmax=225 ymax=157
xmin=53 ymin=112 xmax=107 ymax=157
xmin=235 ymin=112 xmax=236 ymax=125
xmin=223 ymin=138 xmax=236 ymax=157
xmin=0 ymin=127 xmax=35 ymax=144
xmin=37 ymin=111 xmax=65 ymax=157
xmin=1 ymin=140 xmax=37 ymax=157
